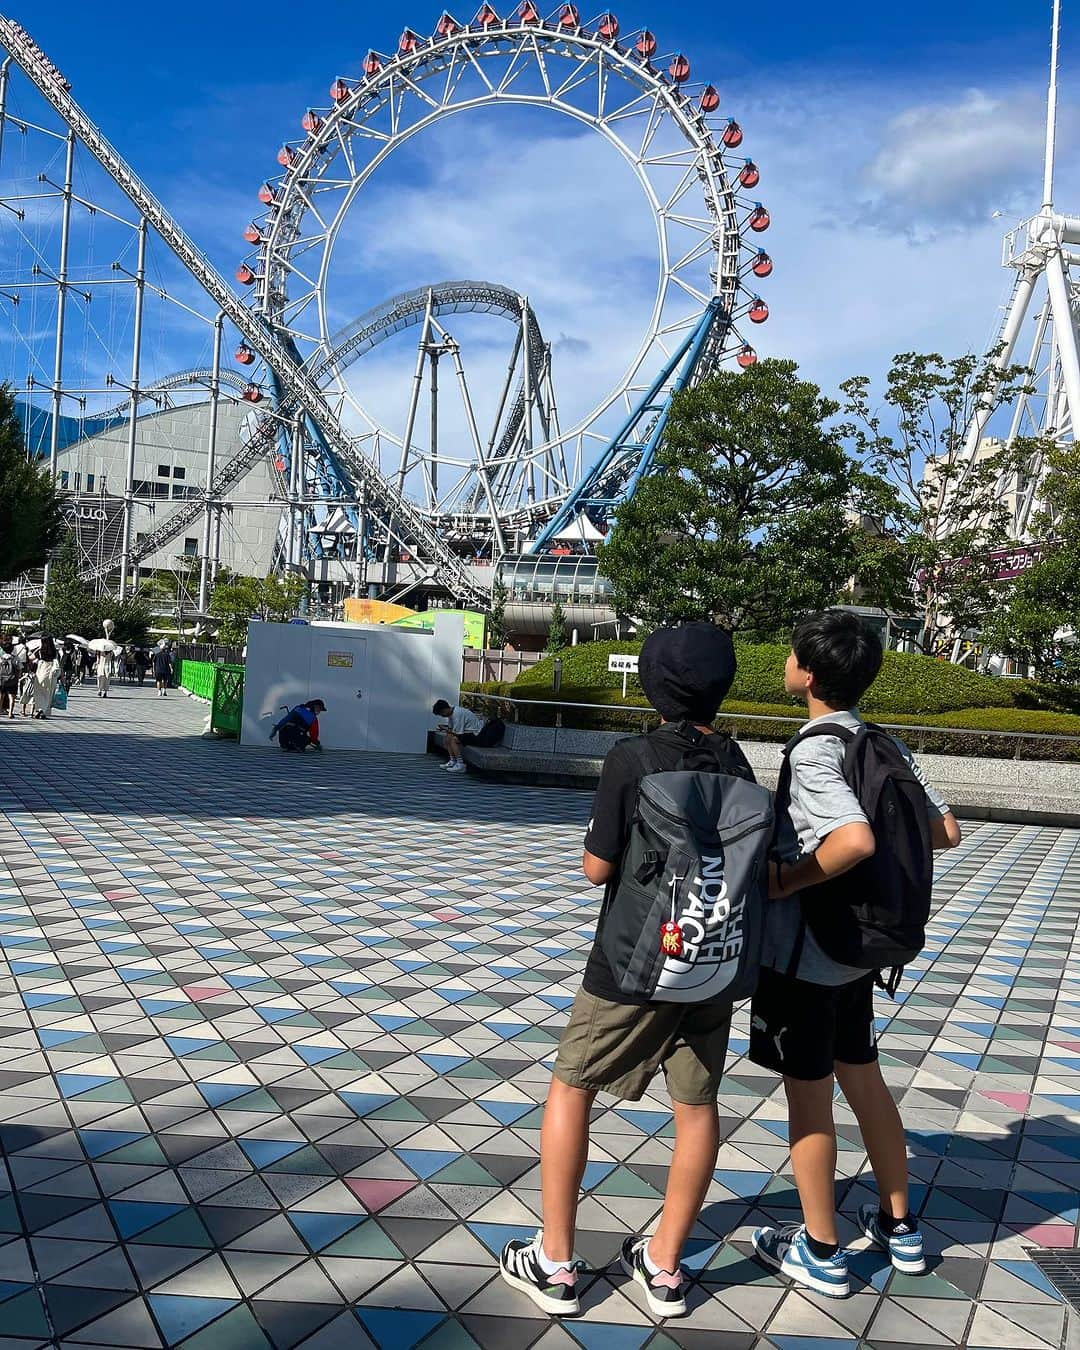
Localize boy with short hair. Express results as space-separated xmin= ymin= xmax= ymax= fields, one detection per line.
xmin=499 ymin=622 xmax=754 ymax=1319
xmin=750 ymin=610 xmax=961 ymax=1298
xmin=432 ymin=698 xmax=502 ymax=773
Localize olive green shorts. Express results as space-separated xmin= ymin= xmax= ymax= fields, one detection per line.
xmin=553 ymin=989 xmax=731 ymax=1105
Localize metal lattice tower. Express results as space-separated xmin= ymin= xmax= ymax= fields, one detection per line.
xmin=959 ymin=0 xmax=1080 ymax=542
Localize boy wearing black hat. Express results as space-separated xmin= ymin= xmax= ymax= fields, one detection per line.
xmin=499 ymin=622 xmax=753 ymax=1319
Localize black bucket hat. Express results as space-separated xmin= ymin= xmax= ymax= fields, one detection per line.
xmin=638 ymin=622 xmax=737 ymax=724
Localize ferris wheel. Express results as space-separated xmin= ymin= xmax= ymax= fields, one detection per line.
xmin=237 ymin=5 xmax=772 ymax=554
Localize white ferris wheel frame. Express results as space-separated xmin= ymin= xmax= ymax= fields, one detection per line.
xmin=244 ymin=16 xmax=763 ymax=525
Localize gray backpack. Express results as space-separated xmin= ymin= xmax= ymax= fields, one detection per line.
xmin=600 ymin=725 xmax=774 ymax=1004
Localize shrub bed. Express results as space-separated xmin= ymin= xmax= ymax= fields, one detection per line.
xmin=516 ymin=640 xmax=1022 ymax=714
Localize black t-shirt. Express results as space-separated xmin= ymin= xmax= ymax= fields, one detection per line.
xmin=581 ymin=724 xmax=754 ymax=1005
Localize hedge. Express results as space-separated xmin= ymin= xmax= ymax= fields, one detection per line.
xmin=517 ymin=639 xmax=1024 ymax=714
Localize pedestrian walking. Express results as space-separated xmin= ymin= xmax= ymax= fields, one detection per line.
xmin=0 ymin=636 xmax=18 ymax=719
xmin=95 ymin=648 xmax=112 ymax=698
xmin=17 ymin=642 xmax=37 ymax=717
xmin=31 ymin=637 xmax=62 ymax=719
xmin=153 ymin=642 xmax=174 ymax=697
xmin=59 ymin=641 xmax=77 ymax=693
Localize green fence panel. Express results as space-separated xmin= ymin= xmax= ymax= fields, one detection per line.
xmin=210 ymin=664 xmax=245 ymax=738
xmin=178 ymin=660 xmax=217 ymax=701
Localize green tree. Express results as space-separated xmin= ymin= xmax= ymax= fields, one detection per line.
xmin=840 ymin=349 xmax=1036 ymax=655
xmin=0 ymin=384 xmax=62 ymax=582
xmin=598 ymin=359 xmax=859 ymax=634
xmin=210 ymin=572 xmax=307 ymax=644
xmin=545 ymin=599 xmax=568 ymax=655
xmin=487 ymin=576 xmax=508 ymax=650
xmin=40 ymin=533 xmax=101 ymax=639
xmin=983 ymin=443 xmax=1080 ymax=682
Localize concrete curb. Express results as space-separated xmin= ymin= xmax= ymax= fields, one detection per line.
xmin=433 ymin=730 xmax=1080 ymax=828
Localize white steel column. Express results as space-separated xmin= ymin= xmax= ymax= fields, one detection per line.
xmin=521 ymin=297 xmax=535 ymax=503
xmin=118 ymin=217 xmax=147 ymax=600
xmin=198 ymin=312 xmax=224 ymax=616
xmin=43 ymin=129 xmax=75 ymax=595
xmin=0 ymin=57 xmax=12 ymax=170
xmin=961 ymin=268 xmax=1039 ymax=461
xmin=291 ymin=415 xmax=305 ymax=571
xmin=47 ymin=130 xmax=75 ymax=485
xmin=352 ymin=490 xmax=365 ymax=598
xmin=1044 ymin=248 xmax=1080 ymax=431
xmin=449 ymin=344 xmax=507 ymax=557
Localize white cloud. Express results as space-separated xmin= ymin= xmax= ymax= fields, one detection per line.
xmin=861 ymin=87 xmax=1057 ymax=232
xmin=728 ymin=76 xmax=1075 ymax=395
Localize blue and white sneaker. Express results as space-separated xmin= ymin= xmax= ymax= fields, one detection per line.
xmin=752 ymin=1223 xmax=850 ymax=1298
xmin=858 ymin=1203 xmax=926 ymax=1274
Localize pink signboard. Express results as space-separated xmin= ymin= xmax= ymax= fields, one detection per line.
xmin=914 ymin=542 xmax=1046 ymax=591
xmin=987 ymin=543 xmax=1046 ymax=580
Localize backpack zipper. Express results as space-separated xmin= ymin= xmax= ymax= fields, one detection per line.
xmin=639 ymin=796 xmax=772 ymax=849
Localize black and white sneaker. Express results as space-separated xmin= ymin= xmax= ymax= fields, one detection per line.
xmin=621 ymin=1234 xmax=688 ymax=1318
xmin=499 ymin=1233 xmax=581 ymax=1316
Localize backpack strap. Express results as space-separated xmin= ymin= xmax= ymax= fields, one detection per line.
xmin=792 ymin=721 xmax=859 ymax=745
xmin=776 ymin=721 xmax=861 ymax=981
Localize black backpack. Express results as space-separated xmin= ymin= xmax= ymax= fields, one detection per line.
xmin=778 ymin=722 xmax=933 ymax=994
xmin=600 ymin=724 xmax=774 ymax=1005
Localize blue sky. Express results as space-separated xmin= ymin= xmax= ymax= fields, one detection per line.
xmin=3 ymin=0 xmax=1076 ymax=449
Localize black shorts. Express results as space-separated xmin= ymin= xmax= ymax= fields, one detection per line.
xmin=748 ymin=968 xmax=878 ymax=1081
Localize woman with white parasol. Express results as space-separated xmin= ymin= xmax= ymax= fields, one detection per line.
xmin=92 ymin=620 xmax=121 ymax=699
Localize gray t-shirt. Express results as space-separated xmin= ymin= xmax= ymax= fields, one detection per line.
xmin=449 ymin=705 xmax=484 ymax=737
xmin=762 ymin=710 xmax=950 ymax=986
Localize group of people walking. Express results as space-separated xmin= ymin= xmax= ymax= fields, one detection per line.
xmin=0 ymin=631 xmax=175 ymax=716
xmin=0 ymin=634 xmax=65 ymax=719
xmin=497 ymin=612 xmax=961 ymax=1317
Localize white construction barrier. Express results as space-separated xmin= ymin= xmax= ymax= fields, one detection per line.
xmin=240 ymin=615 xmax=464 ymax=753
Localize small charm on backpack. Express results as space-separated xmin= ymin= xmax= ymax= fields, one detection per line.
xmin=660 ymin=921 xmax=684 ymax=957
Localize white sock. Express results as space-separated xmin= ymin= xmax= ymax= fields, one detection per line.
xmin=643 ymin=1241 xmax=664 ymax=1275
xmin=535 ymin=1235 xmax=573 ymax=1274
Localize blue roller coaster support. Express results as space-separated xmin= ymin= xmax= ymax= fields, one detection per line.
xmin=270 ymin=334 xmax=360 ymax=560
xmin=527 ymin=298 xmax=724 ymax=555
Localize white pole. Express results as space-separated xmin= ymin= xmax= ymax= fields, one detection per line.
xmin=1044 ymin=0 xmax=1062 ymax=212
xmin=198 ymin=312 xmax=223 ymax=616
xmin=961 ymin=269 xmax=1039 ymax=462
xmin=0 ymin=58 xmax=12 ymax=173
xmin=43 ymin=130 xmax=75 ymax=597
xmin=1045 ymin=249 xmax=1080 ymax=432
xmin=118 ymin=217 xmax=148 ymax=601
xmin=397 ymin=295 xmax=433 ymax=498
xmin=449 ymin=343 xmax=508 ymax=556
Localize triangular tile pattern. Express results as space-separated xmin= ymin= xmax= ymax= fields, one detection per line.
xmin=0 ymin=689 xmax=1077 ymax=1347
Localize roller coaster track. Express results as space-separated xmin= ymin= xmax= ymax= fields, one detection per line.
xmin=0 ymin=16 xmax=488 ymax=607
xmin=314 ymin=280 xmax=550 ymax=467
xmin=72 ymin=282 xmax=549 ymax=586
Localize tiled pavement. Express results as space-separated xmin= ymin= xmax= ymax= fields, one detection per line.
xmin=0 ymin=684 xmax=1077 ymax=1350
